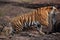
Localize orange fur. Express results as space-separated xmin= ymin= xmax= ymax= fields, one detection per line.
xmin=11 ymin=6 xmax=58 ymax=33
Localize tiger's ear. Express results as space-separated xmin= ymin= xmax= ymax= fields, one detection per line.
xmin=51 ymin=6 xmax=58 ymax=10
xmin=53 ymin=6 xmax=56 ymax=9
xmin=52 ymin=6 xmax=59 ymax=12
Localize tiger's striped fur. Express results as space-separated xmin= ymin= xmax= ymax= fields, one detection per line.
xmin=10 ymin=6 xmax=58 ymax=34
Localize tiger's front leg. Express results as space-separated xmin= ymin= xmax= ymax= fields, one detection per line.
xmin=39 ymin=25 xmax=45 ymax=35
xmin=36 ymin=25 xmax=45 ymax=35
xmin=33 ymin=21 xmax=45 ymax=35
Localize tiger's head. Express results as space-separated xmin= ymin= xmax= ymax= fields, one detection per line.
xmin=37 ymin=6 xmax=58 ymax=26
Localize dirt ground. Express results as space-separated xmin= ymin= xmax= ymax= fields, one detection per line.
xmin=0 ymin=31 xmax=60 ymax=40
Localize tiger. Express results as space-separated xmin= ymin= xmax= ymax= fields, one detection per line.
xmin=10 ymin=6 xmax=58 ymax=35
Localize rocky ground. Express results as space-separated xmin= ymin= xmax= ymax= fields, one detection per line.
xmin=0 ymin=31 xmax=60 ymax=40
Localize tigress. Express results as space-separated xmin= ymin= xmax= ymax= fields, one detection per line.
xmin=10 ymin=6 xmax=58 ymax=35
